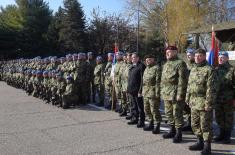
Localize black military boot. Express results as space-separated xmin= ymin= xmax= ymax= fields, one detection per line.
xmin=223 ymin=130 xmax=231 ymax=144
xmin=143 ymin=121 xmax=154 ymax=131
xmin=119 ymin=110 xmax=127 ymax=117
xmin=189 ymin=136 xmax=204 ymax=151
xmin=201 ymin=141 xmax=211 ymax=155
xmin=137 ymin=120 xmax=145 ymax=128
xmin=163 ymin=125 xmax=176 ymax=139
xmin=152 ymin=122 xmax=161 ymax=134
xmin=214 ymin=128 xmax=224 ymax=142
xmin=173 ymin=128 xmax=182 ymax=143
xmin=126 ymin=115 xmax=132 ymax=120
xmin=127 ymin=117 xmax=138 ymax=125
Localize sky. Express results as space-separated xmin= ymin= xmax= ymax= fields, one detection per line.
xmin=0 ymin=0 xmax=125 ymax=20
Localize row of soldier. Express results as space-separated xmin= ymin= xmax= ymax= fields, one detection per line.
xmin=0 ymin=47 xmax=234 ymax=155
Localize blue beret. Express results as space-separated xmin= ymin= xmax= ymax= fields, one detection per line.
xmin=219 ymin=51 xmax=229 ymax=57
xmin=87 ymin=52 xmax=93 ymax=56
xmin=186 ymin=48 xmax=195 ymax=54
xmin=108 ymin=53 xmax=114 ymax=57
xmin=66 ymin=75 xmax=73 ymax=80
xmin=116 ymin=51 xmax=123 ymax=56
xmin=96 ymin=56 xmax=103 ymax=61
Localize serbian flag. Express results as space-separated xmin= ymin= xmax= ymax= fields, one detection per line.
xmin=208 ymin=26 xmax=219 ymax=66
xmin=110 ymin=42 xmax=118 ymax=78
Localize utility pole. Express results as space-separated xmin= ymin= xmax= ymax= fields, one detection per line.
xmin=137 ymin=0 xmax=140 ymax=53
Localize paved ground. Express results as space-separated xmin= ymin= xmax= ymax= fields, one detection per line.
xmin=0 ymin=82 xmax=234 ymax=155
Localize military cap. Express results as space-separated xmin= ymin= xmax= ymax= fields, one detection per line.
xmin=219 ymin=51 xmax=229 ymax=57
xmin=96 ymin=56 xmax=103 ymax=61
xmin=43 ymin=70 xmax=48 ymax=75
xmin=194 ymin=48 xmax=206 ymax=55
xmin=165 ymin=46 xmax=178 ymax=51
xmin=66 ymin=75 xmax=73 ymax=80
xmin=108 ymin=52 xmax=114 ymax=57
xmin=186 ymin=48 xmax=195 ymax=55
xmin=36 ymin=70 xmax=42 ymax=75
xmin=87 ymin=52 xmax=93 ymax=56
xmin=116 ymin=51 xmax=123 ymax=56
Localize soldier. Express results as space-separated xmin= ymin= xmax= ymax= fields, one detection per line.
xmin=55 ymin=72 xmax=66 ymax=107
xmin=142 ymin=54 xmax=162 ymax=134
xmin=103 ymin=53 xmax=114 ymax=109
xmin=113 ymin=51 xmax=124 ymax=112
xmin=94 ymin=56 xmax=105 ymax=106
xmin=186 ymin=49 xmax=216 ymax=155
xmin=87 ymin=52 xmax=96 ymax=103
xmin=32 ymin=70 xmax=43 ymax=98
xmin=74 ymin=53 xmax=89 ymax=105
xmin=62 ymin=75 xmax=78 ymax=109
xmin=161 ymin=46 xmax=187 ymax=143
xmin=182 ymin=48 xmax=195 ymax=131
xmin=120 ymin=52 xmax=132 ymax=117
xmin=214 ymin=51 xmax=235 ymax=144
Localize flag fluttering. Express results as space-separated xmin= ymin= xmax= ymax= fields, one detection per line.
xmin=208 ymin=26 xmax=219 ymax=66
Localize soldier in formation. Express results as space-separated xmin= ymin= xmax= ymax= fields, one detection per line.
xmin=1 ymin=47 xmax=234 ymax=155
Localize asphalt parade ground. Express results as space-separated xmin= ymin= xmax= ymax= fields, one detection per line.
xmin=0 ymin=82 xmax=234 ymax=155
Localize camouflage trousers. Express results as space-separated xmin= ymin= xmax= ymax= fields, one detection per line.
xmin=164 ymin=100 xmax=184 ymax=129
xmin=144 ymin=97 xmax=162 ymax=123
xmin=94 ymin=84 xmax=104 ymax=104
xmin=183 ymin=102 xmax=191 ymax=122
xmin=191 ymin=109 xmax=213 ymax=142
xmin=121 ymin=91 xmax=129 ymax=111
xmin=215 ymin=102 xmax=234 ymax=130
xmin=104 ymin=85 xmax=112 ymax=107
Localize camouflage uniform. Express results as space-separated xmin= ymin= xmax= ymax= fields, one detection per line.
xmin=113 ymin=60 xmax=124 ymax=110
xmin=186 ymin=61 xmax=216 ymax=143
xmin=94 ymin=61 xmax=105 ymax=106
xmin=87 ymin=58 xmax=96 ymax=102
xmin=143 ymin=63 xmax=162 ymax=127
xmin=104 ymin=61 xmax=113 ymax=108
xmin=161 ymin=57 xmax=187 ymax=130
xmin=214 ymin=62 xmax=235 ymax=143
xmin=62 ymin=77 xmax=78 ymax=109
xmin=120 ymin=62 xmax=131 ymax=114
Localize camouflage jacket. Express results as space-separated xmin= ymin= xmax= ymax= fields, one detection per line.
xmin=160 ymin=57 xmax=187 ymax=101
xmin=121 ymin=62 xmax=132 ymax=92
xmin=143 ymin=64 xmax=161 ymax=98
xmin=94 ymin=63 xmax=105 ymax=85
xmin=113 ymin=61 xmax=124 ymax=88
xmin=104 ymin=62 xmax=113 ymax=88
xmin=185 ymin=61 xmax=217 ymax=111
xmin=215 ymin=62 xmax=235 ymax=103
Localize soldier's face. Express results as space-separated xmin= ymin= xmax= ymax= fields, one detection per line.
xmin=166 ymin=50 xmax=177 ymax=59
xmin=132 ymin=54 xmax=139 ymax=64
xmin=127 ymin=55 xmax=132 ymax=63
xmin=195 ymin=53 xmax=206 ymax=64
xmin=108 ymin=56 xmax=113 ymax=62
xmin=187 ymin=54 xmax=195 ymax=62
xmin=145 ymin=58 xmax=154 ymax=66
xmin=218 ymin=55 xmax=229 ymax=64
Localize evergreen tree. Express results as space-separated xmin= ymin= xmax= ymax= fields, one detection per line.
xmin=16 ymin=0 xmax=52 ymax=56
xmin=59 ymin=0 xmax=87 ymax=52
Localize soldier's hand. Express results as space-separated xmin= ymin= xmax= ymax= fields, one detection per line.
xmin=138 ymin=93 xmax=142 ymax=97
xmin=204 ymin=106 xmax=210 ymax=112
xmin=176 ymin=96 xmax=182 ymax=101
